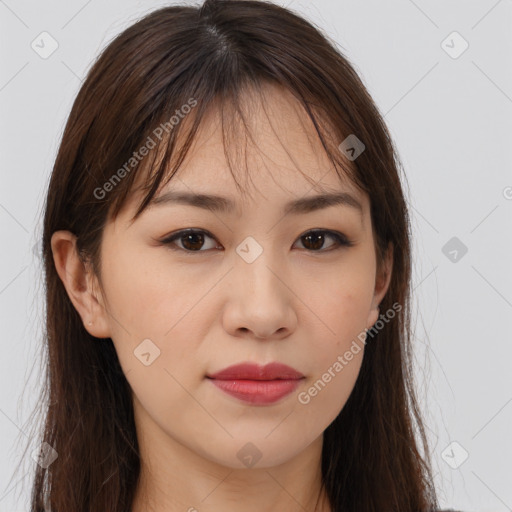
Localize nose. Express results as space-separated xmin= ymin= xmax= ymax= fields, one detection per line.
xmin=221 ymin=249 xmax=297 ymax=341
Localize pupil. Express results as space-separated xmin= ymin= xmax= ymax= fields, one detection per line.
xmin=304 ymin=232 xmax=323 ymax=250
xmin=183 ymin=233 xmax=204 ymax=250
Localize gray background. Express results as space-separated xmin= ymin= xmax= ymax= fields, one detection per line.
xmin=1 ymin=0 xmax=511 ymax=510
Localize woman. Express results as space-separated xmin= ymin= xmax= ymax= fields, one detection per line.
xmin=32 ymin=0 xmax=448 ymax=510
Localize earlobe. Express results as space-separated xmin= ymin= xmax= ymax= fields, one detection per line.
xmin=83 ymin=267 xmax=111 ymax=338
xmin=50 ymin=230 xmax=111 ymax=338
xmin=366 ymin=306 xmax=380 ymax=330
xmin=366 ymin=242 xmax=393 ymax=329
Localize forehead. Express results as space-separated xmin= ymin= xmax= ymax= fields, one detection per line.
xmin=125 ymin=82 xmax=367 ymax=219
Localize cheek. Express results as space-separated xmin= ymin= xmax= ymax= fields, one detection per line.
xmin=101 ymin=245 xmax=200 ymax=334
xmin=299 ymin=264 xmax=375 ymax=350
xmin=298 ymin=349 xmax=363 ymax=415
xmin=296 ymin=285 xmax=368 ymax=422
xmin=293 ymin=259 xmax=374 ymax=410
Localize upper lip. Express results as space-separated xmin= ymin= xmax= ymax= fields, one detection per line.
xmin=206 ymin=362 xmax=304 ymax=381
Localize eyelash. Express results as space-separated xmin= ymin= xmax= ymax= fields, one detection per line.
xmin=160 ymin=228 xmax=354 ymax=254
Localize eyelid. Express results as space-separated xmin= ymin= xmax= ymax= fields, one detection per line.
xmin=160 ymin=228 xmax=221 ymax=253
xmin=160 ymin=228 xmax=354 ymax=254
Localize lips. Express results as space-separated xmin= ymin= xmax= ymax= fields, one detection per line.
xmin=206 ymin=362 xmax=305 ymax=405
xmin=206 ymin=362 xmax=304 ymax=381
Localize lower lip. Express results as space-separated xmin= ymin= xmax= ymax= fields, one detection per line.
xmin=208 ymin=378 xmax=302 ymax=404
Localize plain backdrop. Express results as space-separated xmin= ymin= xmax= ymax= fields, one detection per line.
xmin=1 ymin=0 xmax=511 ymax=510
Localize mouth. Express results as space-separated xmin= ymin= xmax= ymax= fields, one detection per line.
xmin=206 ymin=361 xmax=304 ymax=381
xmin=206 ymin=362 xmax=305 ymax=405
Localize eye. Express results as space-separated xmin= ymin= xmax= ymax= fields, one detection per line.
xmin=160 ymin=228 xmax=354 ymax=253
xmin=161 ymin=229 xmax=220 ymax=253
xmin=294 ymin=229 xmax=354 ymax=252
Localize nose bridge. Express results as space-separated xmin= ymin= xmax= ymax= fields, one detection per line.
xmin=223 ymin=234 xmax=296 ymax=338
xmin=234 ymin=234 xmax=281 ymax=296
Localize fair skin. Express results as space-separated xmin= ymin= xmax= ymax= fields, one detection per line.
xmin=51 ymin=84 xmax=392 ymax=512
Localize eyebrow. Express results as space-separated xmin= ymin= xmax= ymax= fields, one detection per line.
xmin=149 ymin=190 xmax=363 ymax=215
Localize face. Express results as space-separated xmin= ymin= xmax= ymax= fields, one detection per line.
xmin=63 ymin=84 xmax=391 ymax=470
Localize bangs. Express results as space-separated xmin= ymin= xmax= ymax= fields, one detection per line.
xmin=106 ymin=78 xmax=361 ymax=227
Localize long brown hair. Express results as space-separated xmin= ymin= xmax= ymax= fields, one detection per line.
xmin=28 ymin=0 xmax=439 ymax=510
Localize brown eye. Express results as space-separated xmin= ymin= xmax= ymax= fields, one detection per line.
xmin=161 ymin=229 xmax=219 ymax=252
xmin=179 ymin=232 xmax=206 ymax=251
xmin=295 ymin=230 xmax=353 ymax=252
xmin=161 ymin=228 xmax=353 ymax=254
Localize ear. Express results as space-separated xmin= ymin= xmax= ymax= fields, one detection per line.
xmin=366 ymin=242 xmax=393 ymax=329
xmin=50 ymin=230 xmax=111 ymax=339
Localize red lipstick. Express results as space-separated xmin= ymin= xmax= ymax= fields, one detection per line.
xmin=206 ymin=362 xmax=304 ymax=405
